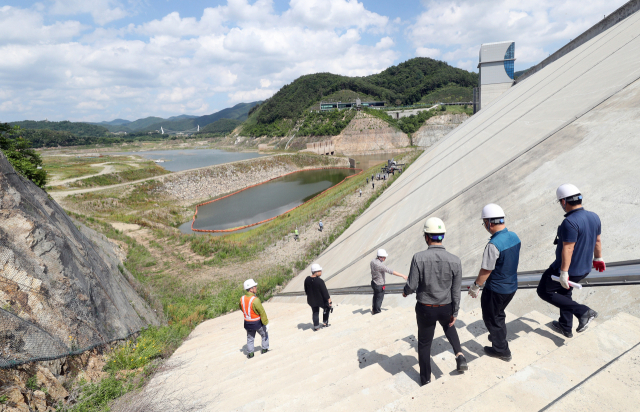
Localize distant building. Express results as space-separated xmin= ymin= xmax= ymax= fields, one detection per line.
xmin=320 ymin=100 xmax=385 ymax=111
xmin=476 ymin=41 xmax=515 ymax=112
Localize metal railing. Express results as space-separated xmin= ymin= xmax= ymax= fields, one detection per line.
xmin=275 ymin=260 xmax=640 ymax=297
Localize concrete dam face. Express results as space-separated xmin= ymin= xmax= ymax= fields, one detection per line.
xmin=282 ymin=9 xmax=640 ymax=294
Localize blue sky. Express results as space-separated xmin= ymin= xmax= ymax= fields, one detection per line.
xmin=0 ymin=0 xmax=626 ymax=122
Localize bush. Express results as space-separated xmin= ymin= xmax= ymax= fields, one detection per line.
xmin=0 ymin=124 xmax=48 ymax=188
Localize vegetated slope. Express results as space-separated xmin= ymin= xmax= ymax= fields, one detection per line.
xmin=9 ymin=120 xmax=109 ymax=138
xmin=197 ymin=118 xmax=243 ymax=136
xmin=107 ymin=102 xmax=263 ymax=133
xmin=102 ymin=117 xmax=165 ymax=132
xmin=242 ymin=57 xmax=478 ymax=137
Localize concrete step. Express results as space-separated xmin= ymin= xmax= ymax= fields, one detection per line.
xmin=545 ymin=340 xmax=640 ymax=412
xmin=204 ymin=303 xmax=410 ymax=365
xmin=153 ymin=304 xmax=417 ymax=394
xmin=175 ymin=302 xmax=362 ymax=355
xmin=261 ymin=309 xmax=487 ymax=412
xmin=377 ymin=310 xmax=567 ymax=412
xmin=452 ymin=312 xmax=640 ymax=412
xmin=169 ymin=306 xmax=422 ymax=401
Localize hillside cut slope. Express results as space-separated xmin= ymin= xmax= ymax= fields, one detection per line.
xmin=332 ymin=112 xmax=410 ymax=154
xmin=283 ymin=4 xmax=640 ymax=293
xmin=0 ymin=152 xmax=160 ymax=367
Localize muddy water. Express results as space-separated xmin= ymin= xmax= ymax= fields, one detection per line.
xmin=180 ymin=168 xmax=357 ymax=234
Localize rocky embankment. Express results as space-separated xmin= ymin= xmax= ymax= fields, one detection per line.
xmin=0 ymin=151 xmax=161 ymax=409
xmin=159 ymin=154 xmax=350 ymax=204
xmin=413 ymin=112 xmax=469 ymax=147
xmin=332 ymin=112 xmax=410 ymax=154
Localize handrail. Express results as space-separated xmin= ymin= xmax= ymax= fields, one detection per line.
xmin=275 ymin=260 xmax=640 ymax=297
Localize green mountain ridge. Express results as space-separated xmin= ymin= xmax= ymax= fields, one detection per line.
xmin=102 ymin=102 xmax=261 ymax=133
xmin=242 ymin=57 xmax=478 ymax=137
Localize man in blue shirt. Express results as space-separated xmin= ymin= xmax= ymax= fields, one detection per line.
xmin=469 ymin=204 xmax=521 ymax=362
xmin=537 ymin=184 xmax=605 ymax=338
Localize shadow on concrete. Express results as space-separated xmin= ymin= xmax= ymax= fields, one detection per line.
xmin=352 ymin=308 xmax=388 ymax=315
xmin=356 ymin=347 xmax=421 ymax=384
xmin=297 ymin=323 xmax=315 ymax=331
xmin=538 ymin=323 xmax=568 ymax=347
xmin=239 ymin=344 xmax=264 ymax=353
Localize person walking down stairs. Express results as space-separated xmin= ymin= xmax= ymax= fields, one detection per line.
xmin=468 ymin=204 xmax=521 ymax=362
xmin=536 ymin=184 xmax=604 ymax=338
xmin=370 ymin=249 xmax=407 ymax=315
xmin=240 ymin=279 xmax=269 ymax=359
xmin=304 ymin=263 xmax=332 ymax=331
xmin=403 ymin=217 xmax=468 ymax=386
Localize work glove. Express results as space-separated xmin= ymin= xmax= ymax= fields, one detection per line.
xmin=559 ymin=271 xmax=570 ymax=289
xmin=265 ymin=324 xmax=270 ymax=333
xmin=593 ymin=258 xmax=606 ymax=272
xmin=468 ymin=283 xmax=480 ymax=298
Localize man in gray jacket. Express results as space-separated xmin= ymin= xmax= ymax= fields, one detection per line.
xmin=403 ymin=217 xmax=467 ymax=386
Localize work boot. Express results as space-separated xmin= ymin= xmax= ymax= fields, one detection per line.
xmin=421 ymin=379 xmax=431 ymax=387
xmin=456 ymin=355 xmax=468 ymax=372
xmin=247 ymin=352 xmax=254 ymax=359
xmin=261 ymin=348 xmax=269 ymax=354
xmin=483 ymin=346 xmax=512 ymax=362
xmin=551 ymin=321 xmax=573 ymax=338
xmin=577 ymin=309 xmax=598 ymax=333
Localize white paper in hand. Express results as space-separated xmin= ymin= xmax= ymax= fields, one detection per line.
xmin=551 ymin=275 xmax=582 ymax=289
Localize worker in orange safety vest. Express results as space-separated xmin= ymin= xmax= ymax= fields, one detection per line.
xmin=240 ymin=278 xmax=270 ymax=359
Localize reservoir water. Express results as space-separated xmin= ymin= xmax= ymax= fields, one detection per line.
xmin=110 ymin=149 xmax=264 ymax=172
xmin=180 ymin=168 xmax=357 ymax=234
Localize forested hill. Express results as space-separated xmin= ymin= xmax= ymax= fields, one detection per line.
xmin=101 ymin=101 xmax=262 ymax=133
xmin=252 ymin=57 xmax=478 ymax=127
xmin=10 ymin=120 xmax=109 ymax=137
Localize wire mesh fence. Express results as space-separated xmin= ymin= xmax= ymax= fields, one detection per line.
xmin=0 ymin=237 xmax=139 ymax=369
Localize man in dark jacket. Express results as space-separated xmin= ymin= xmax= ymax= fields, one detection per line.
xmin=468 ymin=204 xmax=521 ymax=362
xmin=304 ymin=263 xmax=332 ymax=331
xmin=403 ymin=217 xmax=467 ymax=386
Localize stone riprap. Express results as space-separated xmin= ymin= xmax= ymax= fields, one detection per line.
xmin=413 ymin=113 xmax=469 ymax=147
xmin=0 ymin=151 xmax=160 ymax=368
xmin=159 ymin=155 xmax=350 ymax=204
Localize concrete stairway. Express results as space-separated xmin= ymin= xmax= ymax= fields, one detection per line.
xmin=146 ymin=301 xmax=640 ymax=411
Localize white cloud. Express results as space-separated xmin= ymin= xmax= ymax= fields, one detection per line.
xmin=376 ymin=37 xmax=394 ymax=49
xmin=228 ymin=88 xmax=277 ymax=103
xmin=0 ymin=0 xmax=390 ymax=121
xmin=416 ymin=47 xmax=440 ymax=58
xmin=283 ymin=0 xmax=388 ymax=32
xmin=407 ymin=0 xmax=628 ymax=69
xmin=0 ymin=6 xmax=85 ymax=43
xmin=49 ymin=0 xmax=127 ymax=25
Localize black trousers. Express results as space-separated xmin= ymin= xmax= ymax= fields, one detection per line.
xmin=371 ymin=281 xmax=385 ymax=314
xmin=481 ymin=288 xmax=516 ymax=354
xmin=537 ymin=267 xmax=590 ymax=331
xmin=415 ymin=303 xmax=462 ymax=385
xmin=312 ymin=306 xmax=330 ymax=327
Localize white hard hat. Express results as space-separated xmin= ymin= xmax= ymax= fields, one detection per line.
xmin=310 ymin=263 xmax=322 ymax=273
xmin=244 ymin=279 xmax=258 ymax=290
xmin=556 ymin=184 xmax=582 ymax=201
xmin=481 ymin=204 xmax=505 ymax=222
xmin=423 ymin=217 xmax=446 ymax=234
xmin=377 ymin=249 xmax=388 ymax=258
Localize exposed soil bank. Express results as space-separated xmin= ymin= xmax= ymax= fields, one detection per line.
xmin=159 ymin=154 xmax=350 ymax=206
